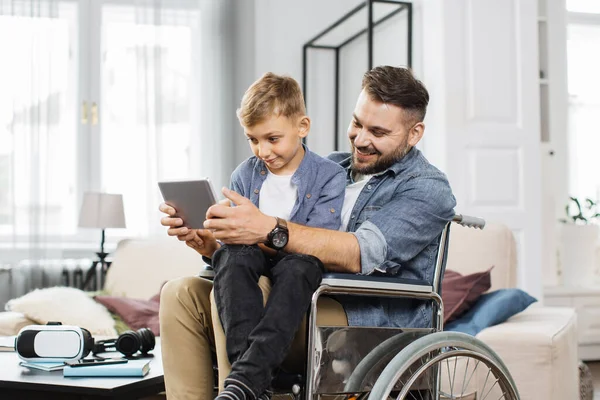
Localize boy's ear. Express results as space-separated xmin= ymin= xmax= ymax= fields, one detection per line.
xmin=298 ymin=116 xmax=310 ymax=138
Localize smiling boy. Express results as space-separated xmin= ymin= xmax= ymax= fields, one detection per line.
xmin=189 ymin=72 xmax=345 ymax=400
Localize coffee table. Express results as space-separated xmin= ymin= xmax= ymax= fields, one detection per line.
xmin=0 ymin=338 xmax=164 ymax=399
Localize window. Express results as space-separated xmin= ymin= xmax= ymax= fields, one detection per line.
xmin=0 ymin=0 xmax=201 ymax=246
xmin=566 ymin=3 xmax=600 ymax=200
xmin=567 ymin=0 xmax=600 ymax=14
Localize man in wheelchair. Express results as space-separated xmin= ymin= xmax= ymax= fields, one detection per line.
xmin=159 ymin=66 xmax=457 ymax=400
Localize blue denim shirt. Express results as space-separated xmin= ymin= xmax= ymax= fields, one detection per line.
xmin=329 ymin=148 xmax=456 ymax=328
xmin=230 ymin=145 xmax=346 ymax=229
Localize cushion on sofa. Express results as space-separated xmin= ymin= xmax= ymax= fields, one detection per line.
xmin=94 ymin=292 xmax=160 ymax=336
xmin=5 ymin=287 xmax=117 ymax=336
xmin=446 ymin=223 xmax=517 ymax=291
xmin=441 ymin=267 xmax=492 ymax=323
xmin=105 ymin=238 xmax=202 ymax=300
xmin=0 ymin=312 xmax=34 ymax=336
xmin=445 ymin=288 xmax=537 ymax=336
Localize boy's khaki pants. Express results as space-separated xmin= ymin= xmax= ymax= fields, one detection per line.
xmin=159 ymin=275 xmax=347 ymax=400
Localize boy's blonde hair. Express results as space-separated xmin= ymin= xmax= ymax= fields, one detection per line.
xmin=237 ymin=72 xmax=306 ymax=128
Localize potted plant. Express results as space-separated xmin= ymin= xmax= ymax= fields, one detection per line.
xmin=558 ymin=197 xmax=600 ymax=286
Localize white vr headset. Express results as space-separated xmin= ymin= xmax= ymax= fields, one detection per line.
xmin=16 ymin=323 xmax=94 ymax=363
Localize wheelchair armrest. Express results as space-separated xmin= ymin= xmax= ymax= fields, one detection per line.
xmin=321 ymin=273 xmax=432 ymax=293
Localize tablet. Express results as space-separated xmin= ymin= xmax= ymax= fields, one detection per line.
xmin=158 ymin=179 xmax=219 ymax=229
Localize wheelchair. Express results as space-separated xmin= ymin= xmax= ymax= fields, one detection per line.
xmin=204 ymin=214 xmax=520 ymax=400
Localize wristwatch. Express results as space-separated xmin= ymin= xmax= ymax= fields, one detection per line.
xmin=266 ymin=217 xmax=289 ymax=250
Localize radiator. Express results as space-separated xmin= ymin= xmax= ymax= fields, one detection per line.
xmin=1 ymin=259 xmax=93 ymax=310
xmin=0 ymin=265 xmax=12 ymax=311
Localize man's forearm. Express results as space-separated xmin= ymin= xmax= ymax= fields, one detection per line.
xmin=285 ymin=222 xmax=361 ymax=274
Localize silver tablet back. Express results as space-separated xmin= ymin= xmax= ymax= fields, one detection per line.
xmin=158 ymin=179 xmax=217 ymax=229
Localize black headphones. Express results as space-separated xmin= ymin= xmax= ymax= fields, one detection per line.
xmin=93 ymin=328 xmax=156 ymax=357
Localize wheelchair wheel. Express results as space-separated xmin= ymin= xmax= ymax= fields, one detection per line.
xmin=368 ymin=332 xmax=519 ymax=400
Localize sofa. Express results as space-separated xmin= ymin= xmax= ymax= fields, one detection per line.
xmin=0 ymin=223 xmax=579 ymax=399
xmin=446 ymin=223 xmax=578 ymax=399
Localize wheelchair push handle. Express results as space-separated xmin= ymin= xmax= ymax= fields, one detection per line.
xmin=453 ymin=214 xmax=485 ymax=229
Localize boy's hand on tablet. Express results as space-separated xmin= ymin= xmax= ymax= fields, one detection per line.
xmin=185 ymin=229 xmax=220 ymax=258
xmin=160 ymin=202 xmax=222 ymax=258
xmin=159 ymin=202 xmax=191 ymax=238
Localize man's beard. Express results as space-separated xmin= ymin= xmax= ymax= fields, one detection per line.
xmin=350 ymin=142 xmax=411 ymax=175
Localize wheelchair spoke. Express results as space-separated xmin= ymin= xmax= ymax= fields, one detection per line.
xmin=481 ymin=378 xmax=500 ymax=400
xmin=461 ymin=359 xmax=480 ymax=397
xmin=429 ymin=365 xmax=437 ymax=400
xmin=445 ymin=358 xmax=454 ymax=397
xmin=459 ymin=357 xmax=470 ymax=397
xmin=480 ymin=366 xmax=492 ymax=396
xmin=391 ymin=378 xmax=406 ymax=400
xmin=451 ymin=356 xmax=458 ymax=397
xmin=417 ymin=386 xmax=425 ymax=400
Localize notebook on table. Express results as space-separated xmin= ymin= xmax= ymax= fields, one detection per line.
xmin=63 ymin=359 xmax=151 ymax=377
xmin=19 ymin=362 xmax=65 ymax=372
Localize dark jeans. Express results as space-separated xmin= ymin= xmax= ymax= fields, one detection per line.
xmin=212 ymin=244 xmax=324 ymax=398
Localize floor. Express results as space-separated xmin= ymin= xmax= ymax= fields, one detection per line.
xmin=589 ymin=361 xmax=600 ymax=399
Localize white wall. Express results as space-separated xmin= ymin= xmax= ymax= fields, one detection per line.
xmin=337 ymin=5 xmax=419 ymax=153
xmin=255 ymin=0 xmax=364 ymax=157
xmin=231 ymin=0 xmax=257 ymax=165
xmin=254 ymin=0 xmax=363 ymax=84
xmin=194 ymin=0 xmax=238 ymax=192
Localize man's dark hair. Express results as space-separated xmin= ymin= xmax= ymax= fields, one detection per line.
xmin=361 ymin=66 xmax=429 ymax=124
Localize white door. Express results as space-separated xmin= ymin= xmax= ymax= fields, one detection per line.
xmin=423 ymin=0 xmax=543 ymax=298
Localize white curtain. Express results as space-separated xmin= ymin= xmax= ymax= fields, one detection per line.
xmin=0 ymin=0 xmax=69 ymax=304
xmin=0 ymin=0 xmax=236 ymax=303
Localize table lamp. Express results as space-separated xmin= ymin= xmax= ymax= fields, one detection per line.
xmin=78 ymin=192 xmax=126 ymax=270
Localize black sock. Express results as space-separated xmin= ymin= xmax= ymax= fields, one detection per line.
xmin=215 ymin=378 xmax=256 ymax=400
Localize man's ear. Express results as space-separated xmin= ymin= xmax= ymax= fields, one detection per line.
xmin=298 ymin=116 xmax=311 ymax=138
xmin=408 ymin=122 xmax=425 ymax=147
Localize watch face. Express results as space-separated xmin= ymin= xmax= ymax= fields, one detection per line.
xmin=272 ymin=231 xmax=288 ymax=248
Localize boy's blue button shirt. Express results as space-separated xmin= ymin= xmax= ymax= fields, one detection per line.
xmin=230 ymin=145 xmax=346 ymax=230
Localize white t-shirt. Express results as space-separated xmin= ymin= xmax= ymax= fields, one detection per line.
xmin=258 ymin=170 xmax=298 ymax=220
xmin=340 ymin=173 xmax=372 ymax=231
